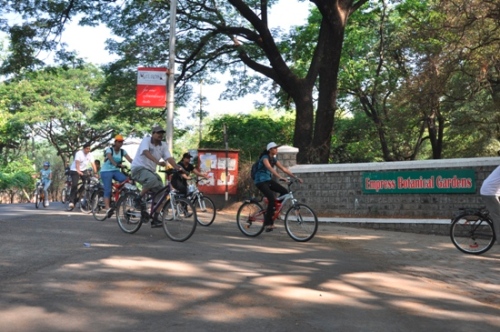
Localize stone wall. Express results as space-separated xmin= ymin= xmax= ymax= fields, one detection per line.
xmin=277 ymin=147 xmax=499 ymax=219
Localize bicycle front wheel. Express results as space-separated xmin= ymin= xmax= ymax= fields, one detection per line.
xmin=285 ymin=203 xmax=318 ymax=242
xmin=91 ymin=190 xmax=107 ymax=221
xmin=450 ymin=214 xmax=495 ymax=255
xmin=79 ymin=192 xmax=93 ymax=214
xmin=236 ymin=201 xmax=265 ymax=237
xmin=35 ymin=190 xmax=40 ymax=209
xmin=194 ymin=195 xmax=216 ymax=226
xmin=162 ymin=197 xmax=197 ymax=242
xmin=116 ymin=192 xmax=143 ymax=234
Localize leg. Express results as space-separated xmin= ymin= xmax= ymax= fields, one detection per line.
xmin=481 ymin=195 xmax=500 ymax=242
xmin=100 ymin=171 xmax=113 ymax=210
xmin=256 ymin=181 xmax=277 ymax=227
xmin=69 ymin=171 xmax=80 ymax=208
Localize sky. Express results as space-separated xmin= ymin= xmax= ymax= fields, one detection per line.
xmin=57 ymin=0 xmax=312 ymax=122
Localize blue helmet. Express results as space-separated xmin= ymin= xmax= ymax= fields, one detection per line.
xmin=43 ymin=162 xmax=50 ymax=167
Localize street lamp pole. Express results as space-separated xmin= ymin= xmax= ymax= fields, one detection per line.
xmin=199 ymin=80 xmax=203 ymax=146
xmin=166 ymin=0 xmax=177 ymax=152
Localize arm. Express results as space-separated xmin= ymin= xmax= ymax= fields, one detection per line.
xmin=192 ymin=168 xmax=208 ymax=179
xmin=76 ymin=160 xmax=82 ymax=175
xmin=276 ymin=161 xmax=303 ymax=183
xmin=106 ymin=151 xmax=120 ymax=167
xmin=142 ymin=150 xmax=167 ymax=167
xmin=125 ymin=154 xmax=133 ymax=163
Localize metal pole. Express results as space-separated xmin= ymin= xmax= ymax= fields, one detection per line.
xmin=166 ymin=0 xmax=177 ymax=152
xmin=199 ymin=80 xmax=203 ymax=146
xmin=223 ymin=123 xmax=228 ymax=202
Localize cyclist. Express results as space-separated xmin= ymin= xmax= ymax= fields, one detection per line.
xmin=479 ymin=163 xmax=500 ymax=244
xmin=101 ymin=134 xmax=133 ymax=219
xmin=254 ymin=142 xmax=302 ymax=232
xmin=171 ymin=152 xmax=208 ymax=197
xmin=39 ymin=161 xmax=52 ymax=207
xmin=68 ymin=142 xmax=99 ymax=211
xmin=130 ymin=125 xmax=183 ymax=228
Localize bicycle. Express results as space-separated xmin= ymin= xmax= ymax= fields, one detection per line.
xmin=236 ymin=177 xmax=318 ymax=242
xmin=34 ymin=180 xmax=47 ymax=209
xmin=450 ymin=206 xmax=496 ymax=255
xmin=91 ymin=168 xmax=137 ymax=221
xmin=74 ymin=169 xmax=99 ymax=213
xmin=61 ymin=175 xmax=71 ymax=204
xmin=187 ymin=177 xmax=216 ymax=226
xmin=115 ymin=169 xmax=197 ymax=242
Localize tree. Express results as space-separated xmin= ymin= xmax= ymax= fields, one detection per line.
xmin=0 ymin=64 xmax=117 ymax=164
xmin=0 ymin=0 xmax=370 ymax=164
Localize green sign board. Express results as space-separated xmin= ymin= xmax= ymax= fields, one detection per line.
xmin=362 ymin=169 xmax=475 ymax=194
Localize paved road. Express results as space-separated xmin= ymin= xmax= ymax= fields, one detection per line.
xmin=0 ymin=203 xmax=499 ymax=332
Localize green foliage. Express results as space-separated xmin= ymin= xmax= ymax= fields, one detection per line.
xmin=0 ymin=157 xmax=35 ymax=195
xmin=200 ymin=111 xmax=295 ymax=163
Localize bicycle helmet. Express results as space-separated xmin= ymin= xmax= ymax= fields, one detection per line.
xmin=43 ymin=162 xmax=50 ymax=167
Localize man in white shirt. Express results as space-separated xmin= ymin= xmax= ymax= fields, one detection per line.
xmin=131 ymin=125 xmax=182 ymax=226
xmin=480 ymin=164 xmax=500 ymax=243
xmin=68 ymin=142 xmax=98 ymax=210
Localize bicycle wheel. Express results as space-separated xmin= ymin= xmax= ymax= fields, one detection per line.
xmin=79 ymin=191 xmax=93 ymax=214
xmin=162 ymin=197 xmax=197 ymax=242
xmin=35 ymin=190 xmax=40 ymax=209
xmin=91 ymin=190 xmax=107 ymax=221
xmin=285 ymin=203 xmax=318 ymax=242
xmin=450 ymin=214 xmax=495 ymax=255
xmin=116 ymin=192 xmax=143 ymax=234
xmin=236 ymin=201 xmax=265 ymax=237
xmin=193 ymin=195 xmax=216 ymax=226
xmin=61 ymin=188 xmax=66 ymax=203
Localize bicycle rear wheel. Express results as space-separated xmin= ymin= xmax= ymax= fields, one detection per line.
xmin=91 ymin=190 xmax=107 ymax=221
xmin=162 ymin=197 xmax=197 ymax=242
xmin=193 ymin=195 xmax=216 ymax=226
xmin=236 ymin=201 xmax=265 ymax=237
xmin=285 ymin=203 xmax=318 ymax=242
xmin=116 ymin=192 xmax=143 ymax=234
xmin=450 ymin=214 xmax=495 ymax=255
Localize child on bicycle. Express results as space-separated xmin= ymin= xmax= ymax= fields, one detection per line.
xmin=39 ymin=161 xmax=52 ymax=207
xmin=254 ymin=142 xmax=302 ymax=232
xmin=171 ymin=152 xmax=208 ymax=197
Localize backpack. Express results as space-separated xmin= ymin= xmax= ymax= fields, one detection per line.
xmin=250 ymin=156 xmax=276 ymax=180
xmin=104 ymin=147 xmax=124 ymax=164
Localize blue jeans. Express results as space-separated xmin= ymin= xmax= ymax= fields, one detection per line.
xmin=41 ymin=179 xmax=51 ymax=200
xmin=100 ymin=170 xmax=127 ymax=198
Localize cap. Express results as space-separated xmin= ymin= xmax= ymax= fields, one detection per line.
xmin=152 ymin=125 xmax=166 ymax=133
xmin=43 ymin=161 xmax=50 ymax=167
xmin=114 ymin=134 xmax=124 ymax=142
xmin=266 ymin=142 xmax=281 ymax=151
xmin=182 ymin=152 xmax=192 ymax=159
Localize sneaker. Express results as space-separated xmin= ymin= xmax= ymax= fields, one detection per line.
xmin=265 ymin=225 xmax=277 ymax=232
xmin=68 ymin=202 xmax=74 ymax=210
xmin=106 ymin=208 xmax=114 ymax=219
xmin=44 ymin=200 xmax=49 ymax=207
xmin=151 ymin=214 xmax=162 ymax=228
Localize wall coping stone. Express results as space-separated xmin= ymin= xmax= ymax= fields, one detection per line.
xmin=290 ymin=156 xmax=500 ymax=173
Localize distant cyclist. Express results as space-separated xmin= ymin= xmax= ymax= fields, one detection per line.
xmin=39 ymin=161 xmax=52 ymax=207
xmin=130 ymin=125 xmax=183 ymax=227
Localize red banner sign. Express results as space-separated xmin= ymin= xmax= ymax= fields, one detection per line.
xmin=136 ymin=67 xmax=167 ymax=108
